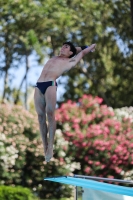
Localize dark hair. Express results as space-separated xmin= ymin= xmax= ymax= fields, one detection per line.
xmin=63 ymin=41 xmax=76 ymax=58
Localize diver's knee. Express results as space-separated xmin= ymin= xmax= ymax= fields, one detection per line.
xmin=46 ymin=108 xmax=55 ymax=120
xmin=38 ymin=113 xmax=46 ymax=123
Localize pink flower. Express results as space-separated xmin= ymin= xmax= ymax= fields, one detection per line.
xmin=95 ymin=161 xmax=100 ymax=166
xmin=108 ymin=175 xmax=114 ymax=179
xmin=115 ymin=167 xmax=122 ymax=174
xmin=101 ymin=165 xmax=106 ymax=169
xmin=84 ymin=167 xmax=91 ymax=174
xmin=73 ymin=118 xmax=81 ymax=123
xmin=88 ymin=160 xmax=93 ymax=164
xmin=85 ymin=156 xmax=88 ymax=162
xmin=82 ymin=142 xmax=87 ymax=147
xmin=95 ymin=96 xmax=103 ymax=104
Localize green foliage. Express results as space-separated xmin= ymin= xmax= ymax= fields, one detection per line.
xmin=0 ymin=185 xmax=37 ymax=200
xmin=0 ymin=104 xmax=74 ymax=199
xmin=60 ymin=0 xmax=133 ymax=108
xmin=0 ymin=0 xmax=133 ymax=107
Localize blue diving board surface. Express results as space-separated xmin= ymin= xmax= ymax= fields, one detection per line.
xmin=44 ymin=176 xmax=133 ymax=197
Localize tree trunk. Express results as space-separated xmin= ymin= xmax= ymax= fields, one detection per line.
xmin=24 ymin=53 xmax=29 ymax=110
xmin=14 ymin=54 xmax=30 ymax=106
xmin=2 ymin=69 xmax=8 ymax=102
xmin=131 ymin=0 xmax=133 ymax=28
xmin=14 ymin=73 xmax=26 ymax=104
xmin=2 ymin=33 xmax=12 ymax=103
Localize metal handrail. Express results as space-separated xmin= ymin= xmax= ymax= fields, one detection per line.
xmin=74 ymin=174 xmax=133 ymax=185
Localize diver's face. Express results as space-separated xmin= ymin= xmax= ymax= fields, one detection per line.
xmin=60 ymin=44 xmax=72 ymax=57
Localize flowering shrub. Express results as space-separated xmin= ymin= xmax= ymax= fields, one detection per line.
xmin=1 ymin=97 xmax=133 ymax=198
xmin=0 ymin=104 xmax=74 ymax=199
xmin=115 ymin=107 xmax=133 ymax=122
xmin=114 ymin=106 xmax=133 ymax=181
xmin=56 ymin=95 xmax=133 ymax=180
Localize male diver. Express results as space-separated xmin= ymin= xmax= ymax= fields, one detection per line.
xmin=34 ymin=42 xmax=96 ymax=162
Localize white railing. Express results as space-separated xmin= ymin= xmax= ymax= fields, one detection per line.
xmin=74 ymin=174 xmax=133 ymax=184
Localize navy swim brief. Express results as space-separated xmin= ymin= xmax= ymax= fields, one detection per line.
xmin=35 ymin=81 xmax=57 ymax=95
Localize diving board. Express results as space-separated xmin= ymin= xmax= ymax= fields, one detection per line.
xmin=44 ymin=176 xmax=133 ymax=197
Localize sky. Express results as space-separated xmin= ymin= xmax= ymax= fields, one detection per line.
xmin=0 ymin=52 xmax=66 ymax=103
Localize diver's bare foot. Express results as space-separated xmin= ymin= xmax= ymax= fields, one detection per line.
xmin=45 ymin=146 xmax=53 ymax=162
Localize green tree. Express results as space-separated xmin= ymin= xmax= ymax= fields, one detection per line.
xmin=60 ymin=0 xmax=133 ymax=108
xmin=131 ymin=0 xmax=133 ymax=28
xmin=0 ymin=0 xmax=133 ymax=108
xmin=0 ymin=0 xmax=75 ymax=106
xmin=0 ymin=0 xmax=44 ymax=107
